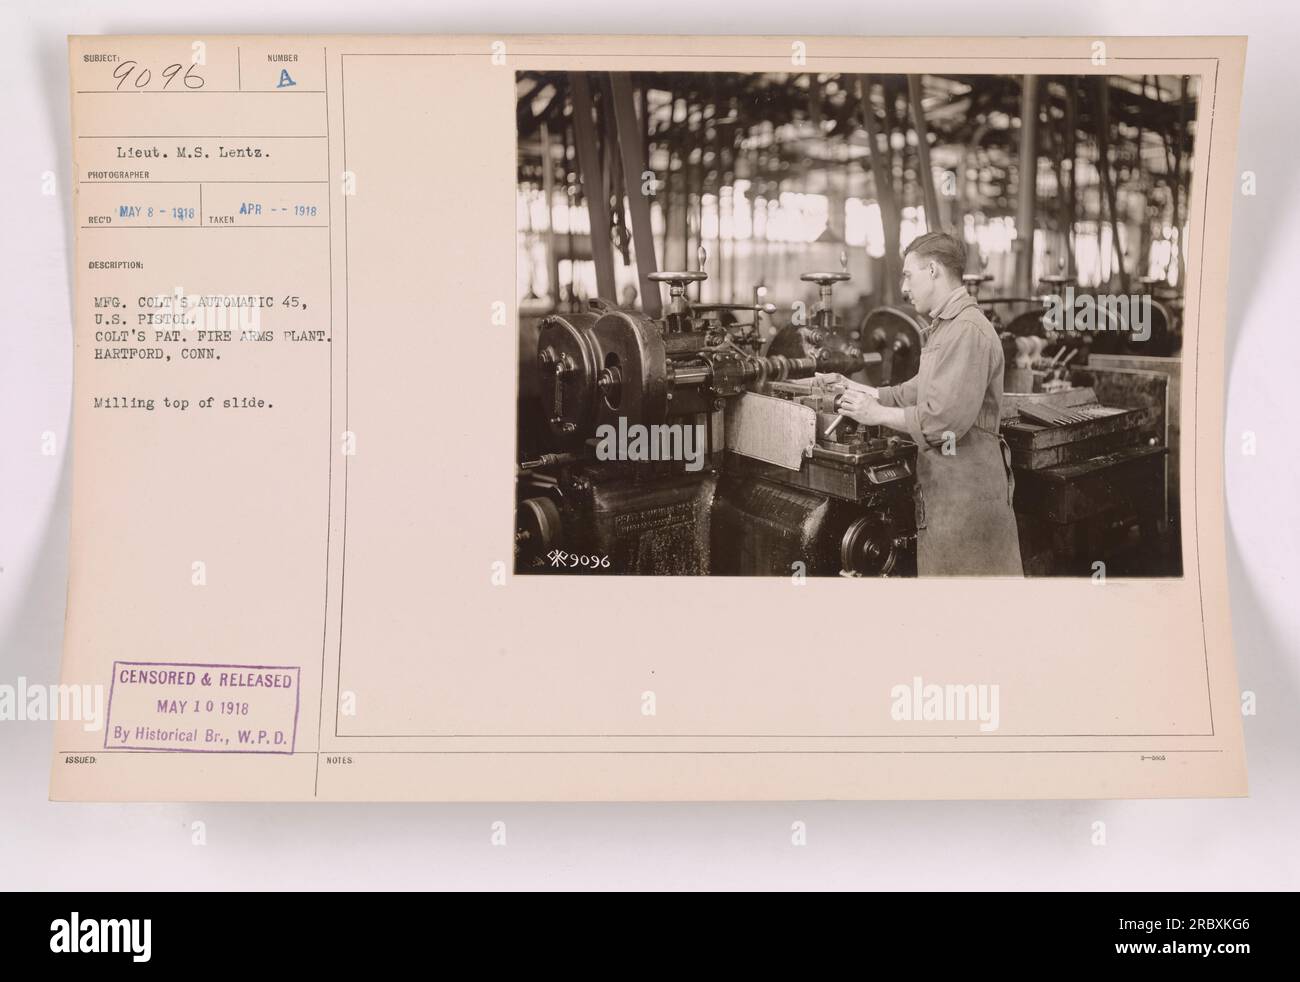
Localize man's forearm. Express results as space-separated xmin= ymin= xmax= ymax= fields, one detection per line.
xmin=873 ymin=405 xmax=906 ymax=432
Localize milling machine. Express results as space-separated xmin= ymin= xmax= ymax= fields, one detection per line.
xmin=515 ymin=258 xmax=917 ymax=577
xmin=712 ymin=266 xmax=918 ymax=577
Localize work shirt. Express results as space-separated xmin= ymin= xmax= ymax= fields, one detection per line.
xmin=877 ymin=285 xmax=1023 ymax=576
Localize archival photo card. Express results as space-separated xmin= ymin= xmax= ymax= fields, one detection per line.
xmin=52 ymin=35 xmax=1245 ymax=801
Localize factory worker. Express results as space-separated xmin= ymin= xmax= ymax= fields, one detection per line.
xmin=822 ymin=231 xmax=1023 ymax=576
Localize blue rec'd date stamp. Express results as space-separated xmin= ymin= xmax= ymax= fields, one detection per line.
xmin=104 ymin=661 xmax=301 ymax=754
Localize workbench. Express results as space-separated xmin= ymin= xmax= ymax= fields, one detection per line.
xmin=1011 ymin=443 xmax=1171 ymax=576
xmin=998 ymin=386 xmax=1176 ymax=576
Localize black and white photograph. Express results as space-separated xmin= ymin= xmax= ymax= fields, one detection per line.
xmin=515 ymin=71 xmax=1193 ymax=577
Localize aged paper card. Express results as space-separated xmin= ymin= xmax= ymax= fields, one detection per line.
xmin=52 ymin=35 xmax=1246 ymax=800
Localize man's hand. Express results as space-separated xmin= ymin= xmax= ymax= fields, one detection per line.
xmin=815 ymin=372 xmax=876 ymax=397
xmin=837 ymin=388 xmax=888 ymax=426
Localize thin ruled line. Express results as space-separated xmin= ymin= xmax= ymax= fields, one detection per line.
xmin=80 ymin=180 xmax=329 ymax=185
xmin=334 ymin=51 xmax=350 ymax=741
xmin=341 ymin=52 xmax=1210 ymax=62
xmin=78 ymin=134 xmax=327 ymax=139
xmin=1194 ymin=62 xmax=1219 ymax=737
xmin=61 ymin=748 xmax=1228 ymax=757
xmin=75 ymin=89 xmax=325 ymax=94
xmin=311 ymin=52 xmax=1223 ymax=770
xmin=79 ymin=224 xmax=326 ymax=229
xmin=332 ymin=733 xmax=1221 ymax=740
xmin=315 ymin=44 xmax=334 ymax=800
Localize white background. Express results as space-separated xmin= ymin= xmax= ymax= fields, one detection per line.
xmin=2 ymin=0 xmax=1295 ymax=890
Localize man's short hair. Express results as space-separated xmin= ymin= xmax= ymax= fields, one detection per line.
xmin=903 ymin=231 xmax=967 ymax=279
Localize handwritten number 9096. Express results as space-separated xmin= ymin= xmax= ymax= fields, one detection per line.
xmin=112 ymin=61 xmax=206 ymax=91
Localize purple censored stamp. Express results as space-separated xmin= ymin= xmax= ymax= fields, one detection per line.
xmin=104 ymin=661 xmax=301 ymax=754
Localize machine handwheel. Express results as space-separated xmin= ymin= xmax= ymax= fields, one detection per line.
xmin=840 ymin=515 xmax=899 ymax=577
xmin=516 ymin=496 xmax=562 ymax=563
xmin=861 ymin=306 xmax=925 ymax=386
